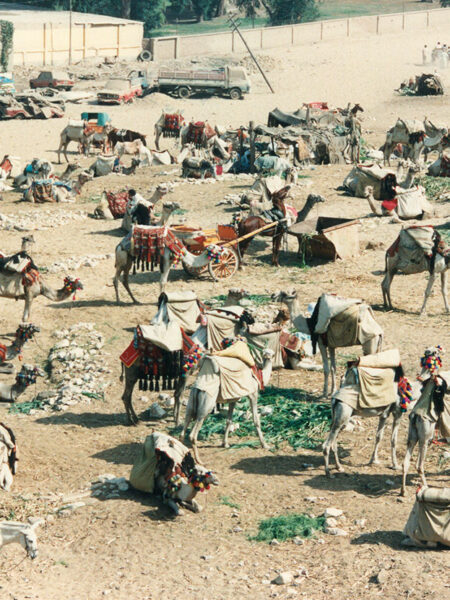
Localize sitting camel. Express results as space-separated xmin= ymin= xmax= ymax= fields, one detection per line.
xmin=272 ymin=290 xmax=383 ymax=397
xmin=181 ymin=345 xmax=275 ymax=463
xmin=0 ymin=364 xmax=45 ymax=402
xmin=401 ymin=346 xmax=450 ymax=496
xmin=0 ymin=323 xmax=40 ymax=374
xmin=364 ymin=185 xmax=433 ymax=222
xmin=322 ymin=349 xmax=421 ymax=477
xmin=382 ymin=226 xmax=449 ymax=314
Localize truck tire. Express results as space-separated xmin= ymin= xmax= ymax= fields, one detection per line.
xmin=229 ymin=87 xmax=242 ymax=100
xmin=178 ymin=86 xmax=191 ymax=99
xmin=138 ymin=50 xmax=152 ymax=62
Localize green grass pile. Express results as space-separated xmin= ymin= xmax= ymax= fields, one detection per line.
xmin=209 ymin=293 xmax=272 ymax=307
xmin=418 ymin=176 xmax=450 ymax=201
xmin=199 ymin=386 xmax=331 ymax=450
xmin=9 ymin=397 xmax=47 ymax=415
xmin=250 ymin=513 xmax=325 ymax=543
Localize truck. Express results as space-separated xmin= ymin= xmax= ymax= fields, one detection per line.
xmin=97 ymin=78 xmax=143 ymax=105
xmin=29 ymin=70 xmax=74 ymax=91
xmin=151 ymin=66 xmax=250 ymax=99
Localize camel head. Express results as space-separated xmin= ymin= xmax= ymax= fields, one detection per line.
xmin=61 ymin=277 xmax=83 ymax=298
xmin=262 ymin=348 xmax=275 ymax=361
xmin=188 ymin=465 xmax=219 ymax=491
xmin=418 ymin=345 xmax=444 ymax=380
xmin=307 ymin=193 xmax=325 ymax=206
xmin=272 ymin=307 xmax=290 ymax=325
xmin=238 ymin=309 xmax=255 ymax=329
xmin=352 ymin=103 xmax=364 ymax=114
xmin=226 ymin=288 xmax=250 ymax=302
xmin=271 ymin=289 xmax=297 ymax=303
xmin=15 ymin=323 xmax=40 ymax=345
xmin=15 ymin=364 xmax=45 ymax=388
xmin=161 ymin=200 xmax=180 ymax=214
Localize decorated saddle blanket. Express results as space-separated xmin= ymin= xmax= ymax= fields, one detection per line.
xmin=193 ymin=341 xmax=259 ymax=402
xmin=106 ymin=190 xmax=128 ymax=219
xmin=131 ymin=226 xmax=186 ymax=271
xmin=387 ymin=226 xmax=449 ymax=273
xmin=186 ymin=122 xmax=215 ymax=146
xmin=129 ymin=432 xmax=190 ymax=494
xmin=120 ymin=323 xmax=202 ymax=392
xmin=0 ymin=251 xmax=39 ymax=289
xmin=25 ymin=181 xmax=56 ymax=203
xmin=333 ymin=349 xmax=402 ymax=410
xmin=404 ymin=486 xmax=450 ymax=547
xmin=412 ymin=372 xmax=450 ymax=439
xmin=163 ymin=114 xmax=184 ymax=137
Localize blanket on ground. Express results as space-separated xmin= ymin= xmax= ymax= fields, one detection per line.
xmin=129 ymin=432 xmax=190 ymax=494
xmin=412 ymin=372 xmax=450 ymax=439
xmin=403 ymin=486 xmax=450 ymax=547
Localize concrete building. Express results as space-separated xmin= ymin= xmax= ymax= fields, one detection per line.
xmin=0 ymin=2 xmax=143 ymax=66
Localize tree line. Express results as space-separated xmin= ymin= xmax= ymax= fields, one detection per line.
xmin=18 ymin=0 xmax=320 ymax=34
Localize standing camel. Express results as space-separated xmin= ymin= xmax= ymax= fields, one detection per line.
xmin=181 ymin=347 xmax=275 ymax=463
xmin=382 ymin=227 xmax=449 ymax=314
xmin=0 ymin=269 xmax=83 ymax=322
xmin=114 ymin=233 xmax=226 ymax=304
xmin=0 ymin=323 xmax=40 ymax=374
xmin=401 ymin=347 xmax=449 ymax=496
xmin=238 ymin=192 xmax=325 ymax=267
xmin=271 ymin=290 xmax=383 ymax=397
xmin=322 ymin=351 xmax=422 ymax=477
xmin=383 ymin=119 xmax=426 ymax=166
xmin=57 ymin=123 xmax=97 ymax=163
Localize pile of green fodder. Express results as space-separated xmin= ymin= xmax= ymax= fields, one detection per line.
xmin=250 ymin=513 xmax=326 ymax=543
xmin=418 ymin=176 xmax=450 ymax=201
xmin=199 ymin=386 xmax=331 ymax=450
xmin=208 ymin=294 xmax=272 ymax=307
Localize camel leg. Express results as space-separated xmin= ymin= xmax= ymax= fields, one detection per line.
xmin=22 ymin=293 xmax=33 ymax=322
xmin=318 ymin=341 xmax=330 ymax=397
xmin=173 ymin=377 xmax=187 ymax=427
xmin=369 ymin=409 xmax=390 ymax=465
xmin=189 ymin=417 xmax=206 ymax=465
xmin=323 ymin=404 xmax=349 ymax=476
xmin=181 ymin=393 xmax=194 ymax=441
xmin=249 ymin=392 xmax=268 ymax=450
xmin=159 ymin=250 xmax=171 ymax=293
xmin=401 ymin=418 xmax=419 ymax=496
xmin=390 ymin=409 xmax=403 ymax=470
xmin=122 ymin=384 xmax=138 ymax=425
xmin=223 ymin=403 xmax=236 ymax=449
xmin=381 ymin=268 xmax=396 ymax=309
xmin=416 ymin=418 xmax=435 ymax=488
xmin=441 ymin=271 xmax=449 ymax=313
xmin=329 ymin=348 xmax=337 ymax=395
xmin=420 ymin=273 xmax=436 ymax=315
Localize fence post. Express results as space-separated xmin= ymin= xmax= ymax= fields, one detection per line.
xmin=376 ymin=15 xmax=380 ymax=35
xmin=232 ymin=30 xmax=235 ymax=53
xmin=174 ymin=36 xmax=179 ymax=59
xmin=427 ymin=11 xmax=430 ymax=27
xmin=320 ymin=21 xmax=323 ymax=41
xmin=402 ymin=12 xmax=405 ymax=31
xmin=347 ymin=18 xmax=350 ymax=37
xmin=291 ymin=25 xmax=294 ymax=45
xmin=260 ymin=28 xmax=263 ymax=49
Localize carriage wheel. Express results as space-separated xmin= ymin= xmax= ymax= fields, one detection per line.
xmin=208 ymin=247 xmax=239 ymax=281
xmin=182 ymin=248 xmax=208 ymax=277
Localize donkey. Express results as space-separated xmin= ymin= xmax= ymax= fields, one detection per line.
xmin=0 ymin=520 xmax=42 ymax=558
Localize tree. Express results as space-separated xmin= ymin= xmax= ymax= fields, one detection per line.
xmin=236 ymin=0 xmax=319 ymax=25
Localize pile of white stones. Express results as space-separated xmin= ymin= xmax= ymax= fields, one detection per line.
xmin=33 ymin=322 xmax=111 ymax=412
xmin=0 ymin=208 xmax=87 ymax=231
xmin=45 ymin=253 xmax=113 ymax=274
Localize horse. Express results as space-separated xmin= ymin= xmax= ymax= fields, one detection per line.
xmin=107 ymin=128 xmax=147 ymax=150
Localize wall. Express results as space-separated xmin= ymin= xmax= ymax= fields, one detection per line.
xmin=149 ymin=8 xmax=450 ymax=61
xmin=12 ymin=21 xmax=143 ymax=66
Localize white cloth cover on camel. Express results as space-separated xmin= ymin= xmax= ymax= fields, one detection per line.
xmin=153 ymin=291 xmax=201 ymax=334
xmin=129 ymin=432 xmax=190 ymax=494
xmin=245 ymin=328 xmax=284 ymax=369
xmin=403 ymin=486 xmax=450 ymax=547
xmin=246 ymin=175 xmax=286 ymax=211
xmin=333 ymin=349 xmax=400 ymax=410
xmin=307 ymin=294 xmax=382 ymax=349
xmin=138 ymin=322 xmax=182 ymax=352
xmin=205 ymin=307 xmax=245 ymax=351
xmin=193 ymin=340 xmax=258 ymax=402
xmin=412 ymin=371 xmax=450 ymax=439
xmin=343 ymin=164 xmax=396 ymax=198
xmin=91 ymin=155 xmax=116 ymax=177
xmin=0 ymin=271 xmax=29 ymax=297
xmin=395 ymin=187 xmax=433 ymax=219
xmin=395 ymin=118 xmax=425 ymax=135
xmin=403 ymin=225 xmax=435 ymax=255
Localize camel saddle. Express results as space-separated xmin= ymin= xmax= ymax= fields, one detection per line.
xmin=163 ymin=114 xmax=184 ymax=137
xmin=131 ymin=226 xmax=185 ymax=272
xmin=0 ymin=251 xmax=34 ymax=275
xmin=186 ymin=122 xmax=215 ymax=147
xmin=106 ymin=190 xmax=128 ymax=219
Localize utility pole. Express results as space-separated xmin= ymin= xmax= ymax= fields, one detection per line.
xmin=69 ymin=0 xmax=73 ymax=65
xmin=227 ymin=13 xmax=274 ymax=94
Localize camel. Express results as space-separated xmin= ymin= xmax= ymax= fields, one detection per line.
xmin=364 ymin=185 xmax=433 ymax=221
xmin=383 ymin=119 xmax=426 ymax=166
xmin=0 ymin=364 xmax=45 ymax=402
xmin=381 ymin=228 xmax=449 ymax=314
xmin=322 ymin=356 xmax=422 ymax=477
xmin=181 ymin=347 xmax=275 ymax=463
xmin=0 ymin=267 xmax=83 ymax=321
xmin=0 ymin=423 xmax=17 ymax=491
xmin=114 ymin=239 xmax=225 ymax=304
xmin=0 ymin=520 xmax=42 ymax=559
xmin=223 ymin=288 xmax=250 ymax=306
xmin=0 ymin=323 xmax=40 ymax=374
xmin=238 ymin=192 xmax=325 ymax=267
xmin=401 ymin=347 xmax=449 ymax=496
xmin=122 ymin=183 xmax=173 ymax=232
xmin=271 ymin=290 xmax=383 ymax=397
xmin=57 ymin=123 xmax=97 ymax=163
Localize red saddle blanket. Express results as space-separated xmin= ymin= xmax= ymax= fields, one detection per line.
xmin=186 ymin=122 xmax=215 ymax=146
xmin=163 ymin=114 xmax=184 ymax=137
xmin=132 ymin=227 xmax=186 ymax=271
xmin=106 ymin=190 xmax=128 ymax=218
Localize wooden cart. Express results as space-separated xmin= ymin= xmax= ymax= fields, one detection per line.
xmin=171 ymin=220 xmax=282 ymax=280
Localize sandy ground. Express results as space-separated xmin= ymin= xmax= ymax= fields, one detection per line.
xmin=0 ymin=23 xmax=449 ymax=600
